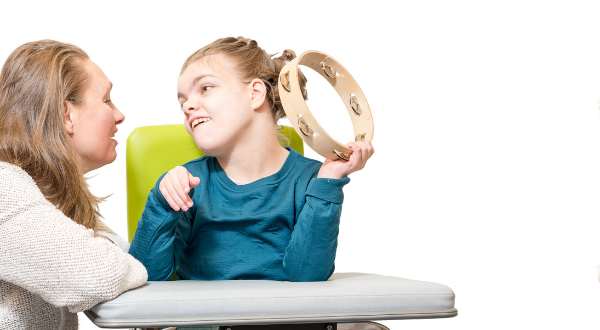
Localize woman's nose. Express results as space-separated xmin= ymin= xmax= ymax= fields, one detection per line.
xmin=113 ymin=105 xmax=125 ymax=125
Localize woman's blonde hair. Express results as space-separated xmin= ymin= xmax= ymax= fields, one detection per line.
xmin=0 ymin=39 xmax=102 ymax=229
xmin=180 ymin=36 xmax=308 ymax=124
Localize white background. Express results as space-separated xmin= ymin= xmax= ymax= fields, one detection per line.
xmin=2 ymin=0 xmax=600 ymax=329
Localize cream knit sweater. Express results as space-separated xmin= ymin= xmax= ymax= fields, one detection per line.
xmin=0 ymin=162 xmax=148 ymax=330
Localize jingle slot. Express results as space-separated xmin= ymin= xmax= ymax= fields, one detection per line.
xmin=298 ymin=116 xmax=314 ymax=137
xmin=350 ymin=94 xmax=362 ymax=116
xmin=321 ymin=61 xmax=337 ymax=78
xmin=355 ymin=133 xmax=366 ymax=142
xmin=281 ymin=71 xmax=291 ymax=92
xmin=333 ymin=149 xmax=350 ymax=161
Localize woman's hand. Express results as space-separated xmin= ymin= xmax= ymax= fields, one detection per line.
xmin=159 ymin=166 xmax=201 ymax=211
xmin=317 ymin=141 xmax=374 ymax=179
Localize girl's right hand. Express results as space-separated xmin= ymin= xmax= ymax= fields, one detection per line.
xmin=158 ymin=166 xmax=201 ymax=211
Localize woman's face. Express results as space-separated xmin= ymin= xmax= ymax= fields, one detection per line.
xmin=67 ymin=60 xmax=124 ymax=172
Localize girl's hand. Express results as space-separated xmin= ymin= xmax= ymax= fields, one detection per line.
xmin=317 ymin=141 xmax=374 ymax=179
xmin=159 ymin=166 xmax=201 ymax=211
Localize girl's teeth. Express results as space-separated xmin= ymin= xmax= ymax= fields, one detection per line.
xmin=193 ymin=117 xmax=211 ymax=129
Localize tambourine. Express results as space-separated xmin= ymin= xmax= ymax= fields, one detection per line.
xmin=278 ymin=50 xmax=374 ymax=161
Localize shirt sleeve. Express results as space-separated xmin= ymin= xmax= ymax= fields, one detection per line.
xmin=128 ymin=173 xmax=193 ymax=281
xmin=0 ymin=164 xmax=148 ymax=313
xmin=282 ymin=176 xmax=350 ymax=282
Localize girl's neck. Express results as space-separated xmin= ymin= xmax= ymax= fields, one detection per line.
xmin=216 ymin=119 xmax=290 ymax=183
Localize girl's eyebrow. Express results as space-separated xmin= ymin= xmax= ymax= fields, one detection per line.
xmin=177 ymin=74 xmax=216 ymax=100
xmin=190 ymin=74 xmax=216 ymax=87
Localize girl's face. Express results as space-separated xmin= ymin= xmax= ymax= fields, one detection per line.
xmin=68 ymin=60 xmax=125 ymax=173
xmin=177 ymin=55 xmax=254 ymax=156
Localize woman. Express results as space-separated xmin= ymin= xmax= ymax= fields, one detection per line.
xmin=0 ymin=40 xmax=147 ymax=329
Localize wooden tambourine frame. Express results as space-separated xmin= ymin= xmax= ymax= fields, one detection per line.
xmin=278 ymin=50 xmax=374 ymax=161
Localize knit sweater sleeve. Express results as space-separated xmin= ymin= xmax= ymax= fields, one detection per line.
xmin=94 ymin=218 xmax=131 ymax=253
xmin=282 ymin=176 xmax=350 ymax=282
xmin=0 ymin=163 xmax=148 ymax=313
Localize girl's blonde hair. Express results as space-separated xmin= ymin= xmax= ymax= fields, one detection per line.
xmin=180 ymin=36 xmax=308 ymax=124
xmin=0 ymin=39 xmax=103 ymax=229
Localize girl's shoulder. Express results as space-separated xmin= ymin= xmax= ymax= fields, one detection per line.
xmin=287 ymin=150 xmax=323 ymax=179
xmin=181 ymin=155 xmax=211 ymax=170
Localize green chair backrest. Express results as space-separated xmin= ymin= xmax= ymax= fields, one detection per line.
xmin=126 ymin=124 xmax=304 ymax=242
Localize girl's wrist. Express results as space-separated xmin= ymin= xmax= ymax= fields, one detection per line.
xmin=317 ymin=168 xmax=344 ymax=180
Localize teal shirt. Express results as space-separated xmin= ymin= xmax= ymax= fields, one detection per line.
xmin=129 ymin=148 xmax=350 ymax=282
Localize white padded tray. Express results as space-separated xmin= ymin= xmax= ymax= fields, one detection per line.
xmin=85 ymin=273 xmax=456 ymax=328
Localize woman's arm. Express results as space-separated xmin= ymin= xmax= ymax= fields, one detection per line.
xmin=94 ymin=218 xmax=131 ymax=252
xmin=0 ymin=163 xmax=148 ymax=313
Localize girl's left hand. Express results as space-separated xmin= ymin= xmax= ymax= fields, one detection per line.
xmin=317 ymin=141 xmax=374 ymax=179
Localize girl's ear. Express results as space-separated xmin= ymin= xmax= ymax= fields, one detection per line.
xmin=63 ymin=101 xmax=76 ymax=135
xmin=249 ymin=78 xmax=267 ymax=111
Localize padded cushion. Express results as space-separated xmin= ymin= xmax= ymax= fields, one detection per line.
xmin=86 ymin=273 xmax=456 ymax=328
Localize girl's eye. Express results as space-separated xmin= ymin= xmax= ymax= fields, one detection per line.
xmin=201 ymin=85 xmax=212 ymax=93
xmin=104 ymin=99 xmax=111 ymax=104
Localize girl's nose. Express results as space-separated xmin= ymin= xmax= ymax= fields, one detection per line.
xmin=183 ymin=100 xmax=200 ymax=114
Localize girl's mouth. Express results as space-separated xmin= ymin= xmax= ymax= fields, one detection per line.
xmin=191 ymin=117 xmax=211 ymax=129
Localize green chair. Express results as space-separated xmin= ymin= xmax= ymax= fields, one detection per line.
xmin=85 ymin=124 xmax=456 ymax=329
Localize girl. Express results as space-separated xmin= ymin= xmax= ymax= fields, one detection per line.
xmin=129 ymin=37 xmax=373 ymax=282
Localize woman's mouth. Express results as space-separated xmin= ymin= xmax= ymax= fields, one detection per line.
xmin=191 ymin=117 xmax=212 ymax=129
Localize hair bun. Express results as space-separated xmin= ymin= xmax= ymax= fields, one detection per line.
xmin=272 ymin=50 xmax=296 ymax=72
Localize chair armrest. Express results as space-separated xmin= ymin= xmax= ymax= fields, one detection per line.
xmin=85 ymin=273 xmax=456 ymax=328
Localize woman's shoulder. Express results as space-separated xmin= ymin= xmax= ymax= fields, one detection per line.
xmin=0 ymin=161 xmax=37 ymax=185
xmin=0 ymin=161 xmax=28 ymax=174
xmin=0 ymin=161 xmax=45 ymax=201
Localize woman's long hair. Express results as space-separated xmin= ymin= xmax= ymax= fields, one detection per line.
xmin=0 ymin=40 xmax=103 ymax=229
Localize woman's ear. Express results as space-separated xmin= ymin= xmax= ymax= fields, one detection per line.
xmin=249 ymin=78 xmax=267 ymax=112
xmin=63 ymin=100 xmax=75 ymax=135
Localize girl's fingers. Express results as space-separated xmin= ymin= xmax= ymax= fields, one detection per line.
xmin=174 ymin=169 xmax=193 ymax=208
xmin=177 ymin=167 xmax=191 ymax=194
xmin=161 ymin=180 xmax=180 ymax=211
xmin=189 ymin=172 xmax=201 ymax=189
xmin=165 ymin=178 xmax=188 ymax=211
xmin=171 ymin=173 xmax=193 ymax=211
xmin=347 ymin=142 xmax=362 ymax=169
xmin=358 ymin=141 xmax=369 ymax=168
xmin=160 ymin=166 xmax=201 ymax=212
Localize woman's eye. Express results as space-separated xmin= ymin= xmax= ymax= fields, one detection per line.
xmin=201 ymin=85 xmax=212 ymax=92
